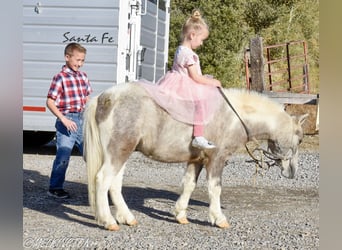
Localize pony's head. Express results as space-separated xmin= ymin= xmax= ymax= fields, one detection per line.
xmin=267 ymin=113 xmax=309 ymax=178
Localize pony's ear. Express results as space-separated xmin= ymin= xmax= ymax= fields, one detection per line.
xmin=292 ymin=113 xmax=309 ymax=126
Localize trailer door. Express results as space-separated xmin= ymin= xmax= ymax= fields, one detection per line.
xmin=126 ymin=0 xmax=170 ymax=83
xmin=139 ymin=0 xmax=170 ymax=82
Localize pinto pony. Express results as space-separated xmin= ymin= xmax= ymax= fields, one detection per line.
xmin=83 ymin=83 xmax=308 ymax=231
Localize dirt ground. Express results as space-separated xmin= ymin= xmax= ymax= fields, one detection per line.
xmin=300 ymin=133 xmax=319 ymax=150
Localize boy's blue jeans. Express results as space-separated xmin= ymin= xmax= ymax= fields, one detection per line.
xmin=49 ymin=112 xmax=83 ymax=190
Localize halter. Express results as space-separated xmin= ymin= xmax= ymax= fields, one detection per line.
xmin=217 ymin=87 xmax=293 ymax=173
xmin=245 ymin=138 xmax=294 ymax=170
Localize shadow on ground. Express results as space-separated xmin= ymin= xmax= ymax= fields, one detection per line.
xmin=23 ymin=168 xmax=210 ymax=228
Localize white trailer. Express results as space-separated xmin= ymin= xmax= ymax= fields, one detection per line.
xmin=23 ymin=0 xmax=170 ymax=145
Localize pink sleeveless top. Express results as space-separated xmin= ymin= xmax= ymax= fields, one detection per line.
xmin=138 ymin=46 xmax=222 ymax=125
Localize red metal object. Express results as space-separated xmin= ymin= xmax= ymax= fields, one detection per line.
xmin=245 ymin=40 xmax=310 ymax=93
xmin=244 ymin=48 xmax=251 ymax=90
xmin=264 ymin=40 xmax=310 ymax=93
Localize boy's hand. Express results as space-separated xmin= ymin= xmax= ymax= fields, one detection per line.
xmin=61 ymin=117 xmax=78 ymax=132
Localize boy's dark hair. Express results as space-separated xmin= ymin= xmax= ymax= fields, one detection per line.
xmin=64 ymin=43 xmax=87 ymax=56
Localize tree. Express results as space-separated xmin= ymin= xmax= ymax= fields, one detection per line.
xmin=243 ymin=0 xmax=279 ymax=34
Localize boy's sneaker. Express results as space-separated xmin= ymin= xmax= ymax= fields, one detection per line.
xmin=47 ymin=189 xmax=70 ymax=199
xmin=192 ymin=136 xmax=216 ymax=149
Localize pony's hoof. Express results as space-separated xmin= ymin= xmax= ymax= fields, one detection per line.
xmin=106 ymin=224 xmax=120 ymax=231
xmin=176 ymin=217 xmax=189 ymax=224
xmin=127 ymin=219 xmax=138 ymax=226
xmin=216 ymin=220 xmax=230 ymax=229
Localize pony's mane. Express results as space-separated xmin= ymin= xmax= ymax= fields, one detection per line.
xmin=224 ymin=88 xmax=284 ymax=113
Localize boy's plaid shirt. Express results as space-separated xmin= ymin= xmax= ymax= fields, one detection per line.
xmin=47 ymin=65 xmax=92 ymax=114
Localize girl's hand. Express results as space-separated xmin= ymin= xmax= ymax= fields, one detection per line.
xmin=211 ymin=78 xmax=222 ymax=87
xmin=188 ymin=65 xmax=221 ymax=87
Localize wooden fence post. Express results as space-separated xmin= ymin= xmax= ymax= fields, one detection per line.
xmin=249 ymin=37 xmax=265 ymax=92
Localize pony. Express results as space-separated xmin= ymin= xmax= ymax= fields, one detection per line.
xmin=83 ymin=82 xmax=308 ymax=231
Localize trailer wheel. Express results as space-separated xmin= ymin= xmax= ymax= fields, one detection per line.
xmin=23 ymin=131 xmax=56 ymax=147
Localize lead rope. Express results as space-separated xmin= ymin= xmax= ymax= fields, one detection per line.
xmin=217 ymin=87 xmax=251 ymax=140
xmin=217 ymin=87 xmax=275 ymax=182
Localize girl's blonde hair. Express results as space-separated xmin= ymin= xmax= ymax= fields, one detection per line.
xmin=181 ymin=10 xmax=208 ymax=42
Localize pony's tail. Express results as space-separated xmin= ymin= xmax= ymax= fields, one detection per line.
xmin=83 ymin=95 xmax=102 ymax=213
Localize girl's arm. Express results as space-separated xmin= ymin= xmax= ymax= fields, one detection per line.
xmin=187 ymin=64 xmax=221 ymax=87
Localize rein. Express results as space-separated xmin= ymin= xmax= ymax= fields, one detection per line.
xmin=217 ymin=87 xmax=289 ymax=172
xmin=217 ymin=87 xmax=251 ymax=140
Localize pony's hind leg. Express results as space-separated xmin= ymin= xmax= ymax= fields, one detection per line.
xmin=108 ymin=163 xmax=137 ymax=227
xmin=175 ymin=162 xmax=203 ymax=224
xmin=95 ymin=159 xmax=119 ymax=231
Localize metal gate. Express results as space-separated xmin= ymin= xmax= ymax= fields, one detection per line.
xmin=245 ymin=40 xmax=311 ymax=93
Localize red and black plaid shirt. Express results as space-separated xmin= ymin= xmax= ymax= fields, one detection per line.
xmin=47 ymin=65 xmax=92 ymax=114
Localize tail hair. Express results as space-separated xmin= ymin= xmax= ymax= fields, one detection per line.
xmin=83 ymin=95 xmax=102 ymax=213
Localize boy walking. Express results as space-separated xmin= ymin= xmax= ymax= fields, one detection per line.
xmin=46 ymin=43 xmax=92 ymax=198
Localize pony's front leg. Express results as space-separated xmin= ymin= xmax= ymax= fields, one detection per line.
xmin=95 ymin=161 xmax=118 ymax=231
xmin=108 ymin=163 xmax=137 ymax=227
xmin=175 ymin=163 xmax=203 ymax=224
xmin=207 ymin=174 xmax=230 ymax=228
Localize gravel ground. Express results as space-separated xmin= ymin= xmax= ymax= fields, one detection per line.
xmin=23 ymin=135 xmax=319 ymax=249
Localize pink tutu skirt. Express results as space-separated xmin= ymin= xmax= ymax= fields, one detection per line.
xmin=137 ymin=71 xmax=222 ymax=125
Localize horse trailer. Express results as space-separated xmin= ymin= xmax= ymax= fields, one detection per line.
xmin=23 ymin=0 xmax=170 ymax=145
